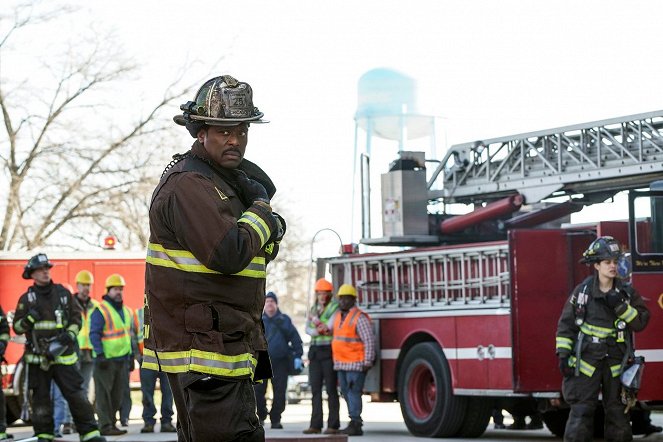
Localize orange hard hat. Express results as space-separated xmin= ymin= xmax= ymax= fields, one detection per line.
xmin=314 ymin=278 xmax=333 ymax=292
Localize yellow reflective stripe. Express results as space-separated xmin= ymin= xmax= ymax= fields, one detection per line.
xmin=81 ymin=430 xmax=102 ymax=441
xmin=0 ymin=334 xmax=9 ymax=341
xmin=147 ymin=243 xmax=220 ymax=274
xmin=618 ymin=305 xmax=638 ymax=323
xmin=67 ymin=324 xmax=79 ymax=335
xmin=234 ymin=257 xmax=266 ymax=278
xmin=556 ymin=336 xmax=574 ymax=351
xmin=610 ymin=364 xmax=622 ymax=378
xmin=55 ymin=353 xmax=78 ymax=365
xmin=148 ymin=243 xmax=265 ymax=279
xmin=579 ymin=322 xmax=615 ymax=338
xmin=238 ymin=210 xmax=271 ymax=247
xmin=34 ymin=321 xmax=59 ymax=330
xmin=36 ymin=434 xmax=54 ymax=440
xmin=142 ymin=347 xmax=257 ymax=377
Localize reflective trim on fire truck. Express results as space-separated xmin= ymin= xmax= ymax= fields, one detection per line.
xmin=142 ymin=348 xmax=257 ymax=378
xmin=579 ymin=322 xmax=615 ymax=339
xmin=238 ymin=209 xmax=272 ymax=248
xmin=617 ymin=304 xmax=638 ymax=323
xmin=569 ymin=356 xmax=596 ymax=377
xmin=556 ymin=336 xmax=574 ymax=352
xmin=146 ymin=243 xmax=266 ymax=278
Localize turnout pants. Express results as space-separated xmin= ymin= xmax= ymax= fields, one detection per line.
xmin=28 ymin=362 xmax=100 ymax=440
xmin=562 ymin=358 xmax=632 ymax=442
xmin=307 ymin=345 xmax=340 ymax=430
xmin=168 ymin=372 xmax=264 ymax=442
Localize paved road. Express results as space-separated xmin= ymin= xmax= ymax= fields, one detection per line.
xmin=6 ymin=398 xmax=663 ymax=441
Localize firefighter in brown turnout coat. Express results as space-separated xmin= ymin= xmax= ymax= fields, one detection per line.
xmin=143 ymin=75 xmax=285 ymax=442
xmin=556 ymin=237 xmax=649 ymax=442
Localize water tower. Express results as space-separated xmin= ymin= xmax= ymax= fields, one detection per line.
xmin=354 ymin=68 xmax=438 ymax=243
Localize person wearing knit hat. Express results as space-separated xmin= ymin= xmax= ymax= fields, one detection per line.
xmin=254 ymin=292 xmax=303 ymax=429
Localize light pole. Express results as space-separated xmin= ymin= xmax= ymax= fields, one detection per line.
xmin=306 ymin=228 xmax=344 ymax=318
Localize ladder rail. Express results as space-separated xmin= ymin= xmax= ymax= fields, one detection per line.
xmin=431 ymin=111 xmax=663 ymax=203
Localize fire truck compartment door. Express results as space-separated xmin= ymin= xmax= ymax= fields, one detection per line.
xmin=509 ymin=229 xmax=594 ymax=392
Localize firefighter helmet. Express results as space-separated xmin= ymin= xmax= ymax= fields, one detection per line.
xmin=174 ymin=75 xmax=267 ymax=137
xmin=47 ymin=337 xmax=67 ymax=359
xmin=105 ymin=273 xmax=126 ymax=289
xmin=314 ymin=278 xmax=333 ymax=292
xmin=22 ymin=253 xmax=53 ymax=279
xmin=337 ymin=284 xmax=357 ymax=297
xmin=75 ymin=270 xmax=94 ymax=285
xmin=580 ymin=236 xmax=622 ymax=263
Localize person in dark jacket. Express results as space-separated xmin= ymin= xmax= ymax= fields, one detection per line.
xmin=89 ymin=274 xmax=133 ymax=437
xmin=254 ymin=292 xmax=303 ymax=429
xmin=556 ymin=237 xmax=649 ymax=442
xmin=144 ymin=75 xmax=284 ymax=442
xmin=13 ymin=254 xmax=105 ymax=442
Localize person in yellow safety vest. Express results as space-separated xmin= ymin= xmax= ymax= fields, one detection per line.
xmin=89 ymin=274 xmax=133 ymax=437
xmin=331 ymin=284 xmax=376 ymax=437
xmin=73 ymin=270 xmax=98 ymax=399
xmin=13 ymin=253 xmax=105 ymax=442
xmin=302 ymin=278 xmax=341 ymax=435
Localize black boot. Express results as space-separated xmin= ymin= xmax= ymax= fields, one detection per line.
xmin=341 ymin=420 xmax=363 ymax=436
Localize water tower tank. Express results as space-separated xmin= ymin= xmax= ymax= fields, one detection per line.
xmin=355 ymin=68 xmax=432 ymax=141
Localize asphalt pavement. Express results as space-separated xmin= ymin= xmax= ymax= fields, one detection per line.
xmin=5 ymin=398 xmax=663 ymax=441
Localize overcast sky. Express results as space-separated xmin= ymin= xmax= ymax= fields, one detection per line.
xmin=17 ymin=0 xmax=663 ymax=255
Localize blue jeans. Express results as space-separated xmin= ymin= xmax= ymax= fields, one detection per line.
xmin=337 ymin=370 xmax=366 ymax=423
xmin=140 ymin=368 xmax=174 ymax=425
xmin=50 ymin=382 xmax=72 ymax=432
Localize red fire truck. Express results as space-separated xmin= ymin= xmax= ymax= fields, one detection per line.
xmin=0 ymin=251 xmax=146 ymax=424
xmin=322 ymin=111 xmax=663 ymax=437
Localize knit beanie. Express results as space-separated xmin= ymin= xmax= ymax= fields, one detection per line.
xmin=265 ymin=291 xmax=278 ymax=303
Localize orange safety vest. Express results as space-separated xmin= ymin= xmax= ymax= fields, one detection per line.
xmin=331 ymin=307 xmax=370 ymax=363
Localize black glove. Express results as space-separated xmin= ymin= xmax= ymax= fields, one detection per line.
xmin=26 ymin=308 xmax=41 ymax=324
xmin=96 ymin=355 xmax=110 ymax=370
xmin=0 ymin=341 xmax=7 ymax=357
xmin=272 ymin=212 xmax=286 ymax=243
xmin=606 ymin=290 xmax=625 ymax=309
xmin=559 ymin=355 xmax=574 ymax=378
xmin=57 ymin=331 xmax=75 ymax=346
xmin=237 ymin=173 xmax=269 ymax=204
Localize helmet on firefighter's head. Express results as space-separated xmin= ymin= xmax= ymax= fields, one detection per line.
xmin=580 ymin=236 xmax=622 ymax=264
xmin=75 ymin=270 xmax=94 ymax=285
xmin=105 ymin=273 xmax=126 ymax=289
xmin=337 ymin=284 xmax=357 ymax=297
xmin=22 ymin=253 xmax=53 ymax=279
xmin=173 ymin=75 xmax=268 ymax=137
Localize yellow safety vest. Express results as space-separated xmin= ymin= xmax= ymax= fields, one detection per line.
xmin=96 ymin=301 xmax=132 ymax=358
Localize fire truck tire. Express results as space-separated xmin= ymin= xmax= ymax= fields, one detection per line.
xmin=398 ymin=342 xmax=467 ymax=437
xmin=456 ymin=397 xmax=491 ymax=437
xmin=542 ymin=408 xmax=569 ymax=437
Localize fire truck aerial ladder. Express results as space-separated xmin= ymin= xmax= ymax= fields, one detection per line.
xmin=324 ymin=111 xmax=663 ymax=438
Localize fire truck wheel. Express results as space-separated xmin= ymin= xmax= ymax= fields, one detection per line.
xmin=456 ymin=397 xmax=492 ymax=437
xmin=398 ymin=342 xmax=467 ymax=437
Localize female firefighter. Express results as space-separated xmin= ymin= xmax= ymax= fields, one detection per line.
xmin=555 ymin=236 xmax=650 ymax=442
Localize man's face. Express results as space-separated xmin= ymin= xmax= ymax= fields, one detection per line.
xmin=338 ymin=295 xmax=356 ymax=312
xmin=31 ymin=267 xmax=51 ymax=286
xmin=263 ymin=297 xmax=278 ymax=317
xmin=107 ymin=286 xmax=123 ymax=302
xmin=77 ymin=283 xmax=91 ymax=300
xmin=198 ymin=123 xmax=249 ymax=169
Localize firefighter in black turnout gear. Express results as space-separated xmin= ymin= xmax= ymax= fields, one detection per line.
xmin=555 ymin=237 xmax=649 ymax=442
xmin=13 ymin=254 xmax=105 ymax=442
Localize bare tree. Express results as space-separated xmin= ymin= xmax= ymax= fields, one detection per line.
xmin=0 ymin=2 xmax=197 ymax=250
